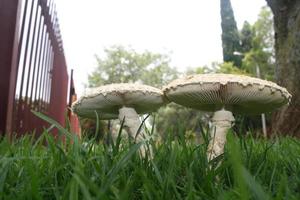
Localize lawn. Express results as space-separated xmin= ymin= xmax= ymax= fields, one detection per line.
xmin=0 ymin=115 xmax=300 ymax=199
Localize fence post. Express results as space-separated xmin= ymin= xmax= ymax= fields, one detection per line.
xmin=0 ymin=0 xmax=21 ymax=135
xmin=68 ymin=69 xmax=80 ymax=136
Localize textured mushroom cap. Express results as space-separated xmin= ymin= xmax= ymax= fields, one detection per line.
xmin=163 ymin=74 xmax=292 ymax=114
xmin=72 ymin=83 xmax=165 ymax=119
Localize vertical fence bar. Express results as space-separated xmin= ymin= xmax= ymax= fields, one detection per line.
xmin=0 ymin=0 xmax=21 ymax=135
xmin=38 ymin=31 xmax=48 ymax=111
xmin=45 ymin=47 xmax=54 ymax=110
xmin=24 ymin=0 xmax=39 ymax=103
xmin=29 ymin=5 xmax=42 ymax=106
xmin=34 ymin=23 xmax=45 ymax=111
xmin=15 ymin=0 xmax=36 ymax=134
xmin=47 ymin=50 xmax=54 ymax=109
xmin=41 ymin=36 xmax=50 ymax=110
xmin=42 ymin=41 xmax=50 ymax=110
xmin=16 ymin=0 xmax=34 ymax=103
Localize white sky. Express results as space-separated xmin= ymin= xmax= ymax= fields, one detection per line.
xmin=56 ymin=0 xmax=267 ymax=97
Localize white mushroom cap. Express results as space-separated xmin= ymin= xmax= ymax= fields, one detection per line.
xmin=163 ymin=74 xmax=292 ymax=115
xmin=72 ymin=83 xmax=166 ymax=119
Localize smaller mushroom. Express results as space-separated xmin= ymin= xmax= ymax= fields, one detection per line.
xmin=163 ymin=74 xmax=292 ymax=161
xmin=72 ymin=83 xmax=166 ymax=157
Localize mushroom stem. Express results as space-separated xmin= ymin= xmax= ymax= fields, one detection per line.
xmin=207 ymin=109 xmax=235 ymax=161
xmin=118 ymin=106 xmax=150 ymax=157
xmin=118 ymin=106 xmax=144 ymax=141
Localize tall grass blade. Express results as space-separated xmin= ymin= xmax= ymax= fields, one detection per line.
xmin=99 ymin=142 xmax=143 ymax=197
xmin=241 ymin=167 xmax=270 ymax=200
xmin=94 ymin=111 xmax=100 ymax=140
xmin=134 ymin=114 xmax=150 ymax=141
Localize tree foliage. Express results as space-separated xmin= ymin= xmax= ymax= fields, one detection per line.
xmin=240 ymin=21 xmax=254 ymax=53
xmin=220 ymin=3 xmax=274 ymax=80
xmin=241 ymin=6 xmax=275 ymax=80
xmin=188 ymin=62 xmax=248 ymax=76
xmin=88 ymin=45 xmax=178 ymax=88
xmin=220 ymin=0 xmax=242 ymax=67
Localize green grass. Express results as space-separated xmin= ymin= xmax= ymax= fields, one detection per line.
xmin=0 ymin=113 xmax=300 ymax=199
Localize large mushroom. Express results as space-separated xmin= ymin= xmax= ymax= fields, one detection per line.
xmin=72 ymin=83 xmax=165 ymax=155
xmin=163 ymin=74 xmax=292 ymax=161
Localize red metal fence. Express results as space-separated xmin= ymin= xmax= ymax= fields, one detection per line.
xmin=68 ymin=69 xmax=81 ymax=137
xmin=0 ymin=0 xmax=79 ymax=137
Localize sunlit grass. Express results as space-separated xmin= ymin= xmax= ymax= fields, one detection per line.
xmin=0 ymin=113 xmax=300 ymax=199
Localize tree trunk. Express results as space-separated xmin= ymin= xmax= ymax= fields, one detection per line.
xmin=267 ymin=0 xmax=300 ymax=136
